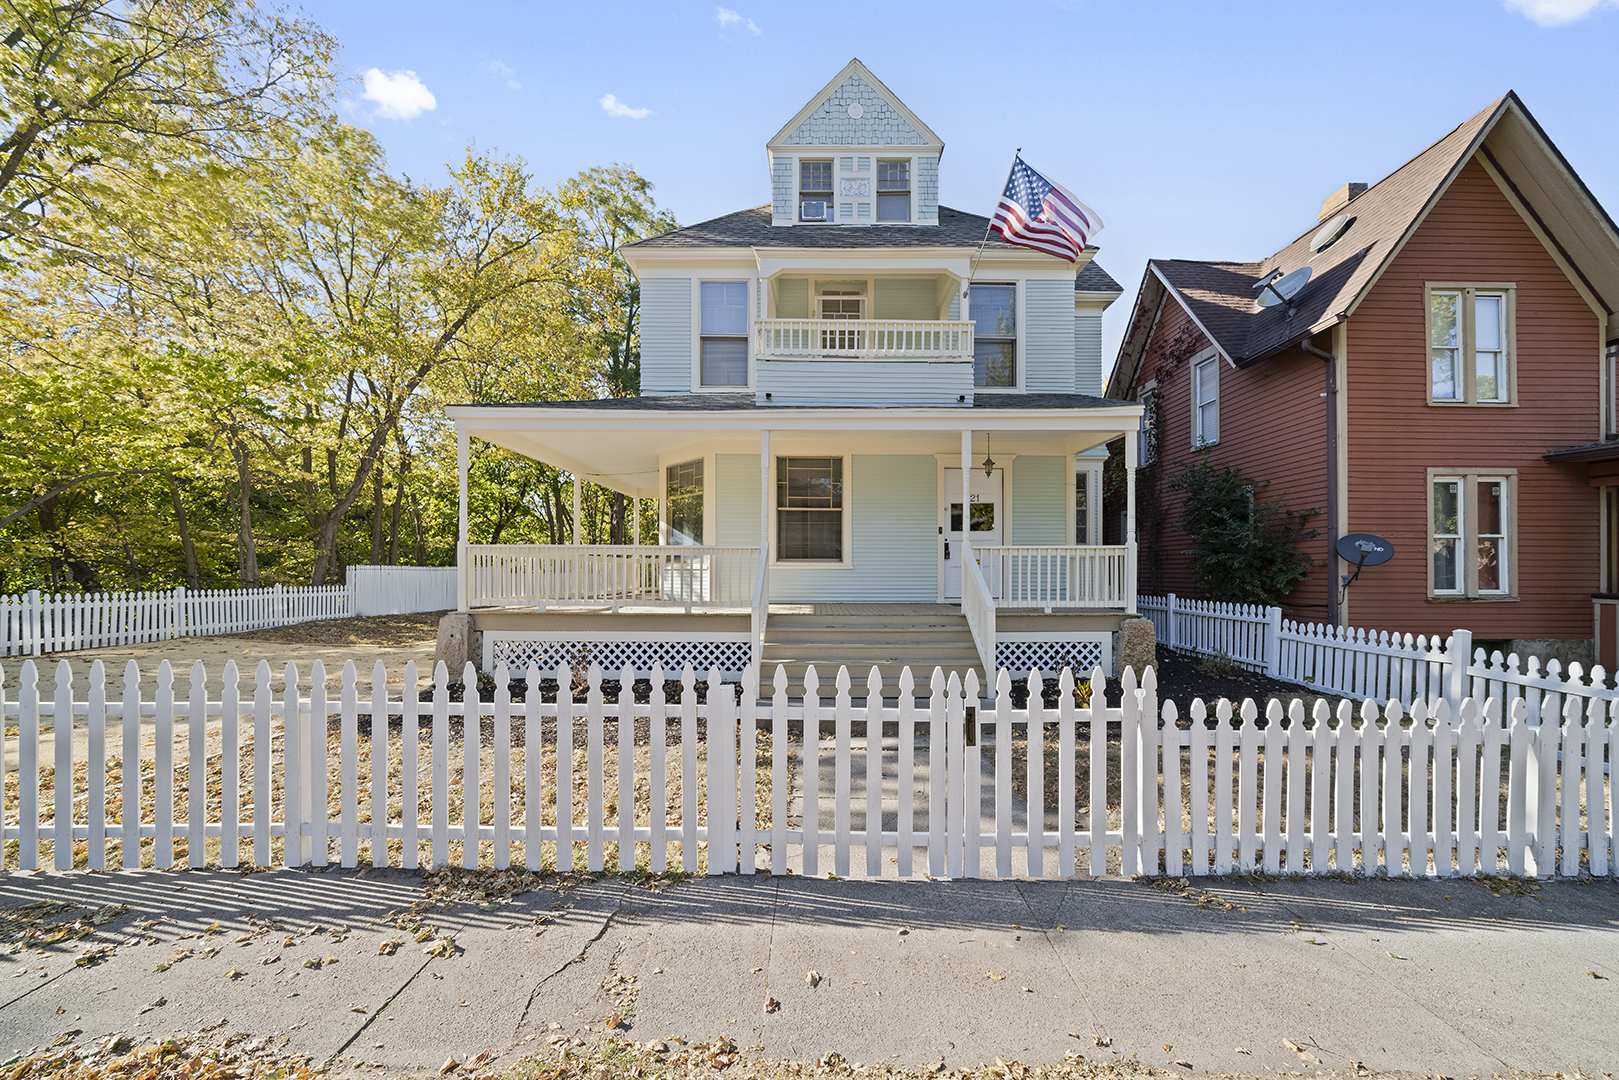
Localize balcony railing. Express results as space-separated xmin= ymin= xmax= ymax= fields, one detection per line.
xmin=755 ymin=319 xmax=974 ymax=362
xmin=465 ymin=545 xmax=760 ymax=609
xmin=975 ymin=545 xmax=1135 ymax=610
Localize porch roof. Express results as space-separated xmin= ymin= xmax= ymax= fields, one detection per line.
xmin=446 ymin=395 xmax=1141 ymax=497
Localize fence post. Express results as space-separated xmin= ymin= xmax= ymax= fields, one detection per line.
xmin=25 ymin=589 xmax=40 ymax=657
xmin=1265 ymin=606 xmax=1283 ymax=680
xmin=1445 ymin=628 xmax=1472 ymax=713
xmin=1166 ymin=593 xmax=1178 ymax=650
xmin=274 ymin=584 xmax=285 ymax=628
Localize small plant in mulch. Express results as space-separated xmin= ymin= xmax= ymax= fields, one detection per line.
xmin=1004 ymin=678 xmax=1094 ymax=710
xmin=426 ymin=679 xmax=731 ymax=705
xmin=1196 ymin=650 xmax=1240 ymax=678
xmin=1132 ymin=874 xmax=1247 ymax=913
xmin=1474 ymin=874 xmax=1541 ymax=897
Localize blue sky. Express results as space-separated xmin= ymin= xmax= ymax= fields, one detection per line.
xmin=314 ymin=0 xmax=1619 ymax=372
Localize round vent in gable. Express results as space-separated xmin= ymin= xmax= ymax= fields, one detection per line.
xmin=847 ymin=102 xmax=864 ymax=119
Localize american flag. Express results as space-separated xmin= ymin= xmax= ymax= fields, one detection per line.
xmin=990 ymin=155 xmax=1103 ymax=262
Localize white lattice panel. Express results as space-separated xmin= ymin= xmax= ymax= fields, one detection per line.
xmin=997 ymin=638 xmax=1106 ymax=679
xmin=488 ymin=635 xmax=752 ymax=679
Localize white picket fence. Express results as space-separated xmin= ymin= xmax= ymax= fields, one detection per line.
xmin=1 ymin=566 xmax=455 ymax=658
xmin=1141 ymin=593 xmax=1619 ymax=714
xmin=3 ymin=658 xmax=1612 ymax=880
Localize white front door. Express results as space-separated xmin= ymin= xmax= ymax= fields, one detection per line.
xmin=943 ymin=468 xmax=1004 ymax=599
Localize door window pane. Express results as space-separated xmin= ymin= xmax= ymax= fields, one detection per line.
xmin=666 ymin=460 xmax=704 ymax=545
xmin=970 ymin=503 xmax=995 ymax=532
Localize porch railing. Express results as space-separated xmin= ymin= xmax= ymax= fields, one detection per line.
xmin=975 ymin=545 xmax=1133 ymax=609
xmin=962 ymin=546 xmax=996 ymax=677
xmin=755 ymin=319 xmax=974 ymax=362
xmin=465 ymin=545 xmax=760 ymax=609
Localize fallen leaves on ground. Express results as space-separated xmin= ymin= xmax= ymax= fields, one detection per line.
xmin=763 ymin=996 xmax=779 ymax=1014
xmin=423 ymin=935 xmax=456 ymax=958
xmin=804 ymin=970 xmax=820 ymax=988
xmin=1132 ymin=875 xmax=1245 ymax=914
xmin=0 ymin=1034 xmax=324 ymax=1080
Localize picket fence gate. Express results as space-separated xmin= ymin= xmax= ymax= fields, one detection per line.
xmin=2 ymin=658 xmax=1614 ymax=880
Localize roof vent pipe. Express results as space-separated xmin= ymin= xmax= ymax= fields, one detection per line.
xmin=1318 ymin=182 xmax=1367 ymax=222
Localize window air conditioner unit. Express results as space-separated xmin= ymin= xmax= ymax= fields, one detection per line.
xmin=800 ymin=200 xmax=830 ymax=221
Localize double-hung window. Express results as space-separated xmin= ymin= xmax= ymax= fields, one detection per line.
xmin=800 ymin=160 xmax=833 ymax=222
xmin=1193 ymin=355 xmax=1219 ymax=445
xmin=1428 ymin=285 xmax=1513 ymax=404
xmin=776 ymin=457 xmax=843 ymax=561
xmin=700 ymin=281 xmax=749 ymax=387
xmin=970 ymin=284 xmax=1016 ymax=388
xmin=876 ymin=160 xmax=910 ymax=222
xmin=1075 ymin=472 xmax=1090 ymax=544
xmin=666 ymin=459 xmax=704 ymax=546
xmin=1430 ymin=472 xmax=1512 ymax=597
xmin=1138 ymin=384 xmax=1158 ymax=464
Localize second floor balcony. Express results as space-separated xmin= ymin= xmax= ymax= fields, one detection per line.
xmin=754 ymin=318 xmax=975 ymax=362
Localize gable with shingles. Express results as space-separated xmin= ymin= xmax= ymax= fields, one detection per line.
xmin=781 ymin=73 xmax=925 ymax=146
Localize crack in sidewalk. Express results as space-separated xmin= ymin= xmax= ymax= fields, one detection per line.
xmin=328 ymin=908 xmax=480 ymax=1064
xmin=515 ymin=895 xmax=628 ymax=1032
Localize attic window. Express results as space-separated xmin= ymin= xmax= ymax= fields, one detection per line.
xmin=800 ymin=160 xmax=833 ymax=222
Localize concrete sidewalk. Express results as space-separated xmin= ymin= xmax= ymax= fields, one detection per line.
xmin=0 ymin=869 xmax=1613 ymax=1077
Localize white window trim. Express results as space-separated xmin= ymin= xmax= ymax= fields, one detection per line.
xmin=692 ymin=277 xmax=757 ymax=393
xmin=971 ymin=280 xmax=1025 ymax=394
xmin=797 ymin=156 xmax=837 ymax=224
xmin=1191 ymin=348 xmax=1219 ymax=447
xmin=662 ymin=454 xmax=710 ymax=547
xmin=1424 ymin=282 xmax=1517 ymax=406
xmin=1072 ymin=458 xmax=1103 ymax=545
xmin=875 ymin=156 xmax=915 ymax=225
xmin=1426 ymin=468 xmax=1517 ymax=600
xmin=769 ymin=453 xmax=854 ymax=569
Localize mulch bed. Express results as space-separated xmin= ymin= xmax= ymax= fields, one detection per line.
xmin=235 ymin=609 xmax=448 ymax=646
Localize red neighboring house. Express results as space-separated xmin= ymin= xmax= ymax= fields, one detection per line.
xmin=1107 ymin=93 xmax=1619 ymax=668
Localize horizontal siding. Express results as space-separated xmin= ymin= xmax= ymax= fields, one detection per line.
xmin=1075 ymin=314 xmax=1103 ymax=395
xmin=1135 ymin=302 xmax=1333 ymax=620
xmin=1344 ymin=157 xmax=1600 ymax=639
xmin=639 ymin=278 xmax=691 ymax=396
xmin=756 ymin=360 xmax=972 ymax=406
xmin=715 ymin=454 xmax=761 ymax=547
xmin=711 ymin=454 xmax=937 ymax=603
xmin=1023 ymin=279 xmax=1075 ymax=392
xmin=776 ymin=279 xmax=809 ymax=319
xmin=1011 ymin=456 xmax=1067 ymax=544
xmin=872 ymin=278 xmax=939 ymax=320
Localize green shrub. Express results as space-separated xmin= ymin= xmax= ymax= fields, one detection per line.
xmin=1168 ymin=454 xmax=1319 ymax=606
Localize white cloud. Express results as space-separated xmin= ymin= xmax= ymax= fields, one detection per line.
xmin=483 ymin=59 xmax=521 ymax=91
xmin=716 ymin=6 xmax=761 ymax=35
xmin=599 ymin=93 xmax=650 ymax=120
xmin=1500 ymin=0 xmax=1615 ymax=24
xmin=360 ymin=68 xmax=436 ymax=120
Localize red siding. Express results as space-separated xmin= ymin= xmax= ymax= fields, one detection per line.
xmin=1135 ymin=303 xmax=1333 ymax=621
xmin=1344 ymin=157 xmax=1601 ymax=639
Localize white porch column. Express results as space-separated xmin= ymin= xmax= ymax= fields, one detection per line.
xmin=456 ymin=427 xmax=469 ymax=612
xmin=1124 ymin=431 xmax=1139 ymax=615
xmin=632 ymin=493 xmax=640 ymax=546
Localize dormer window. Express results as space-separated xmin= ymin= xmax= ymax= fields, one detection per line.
xmin=877 ymin=160 xmax=910 ymax=222
xmin=800 ymin=159 xmax=833 ymax=222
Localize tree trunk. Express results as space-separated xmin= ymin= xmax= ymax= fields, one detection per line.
xmin=387 ymin=475 xmax=404 ymax=565
xmin=369 ymin=468 xmax=386 ymax=565
xmin=410 ymin=491 xmax=427 ymax=565
xmin=233 ymin=441 xmax=260 ymax=588
xmin=168 ymin=474 xmax=199 ymax=588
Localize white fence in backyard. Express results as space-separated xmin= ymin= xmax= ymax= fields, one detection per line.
xmin=1140 ymin=593 xmax=1619 ymax=713
xmin=2 ymin=658 xmax=1612 ymax=880
xmin=1 ymin=566 xmax=455 ymax=658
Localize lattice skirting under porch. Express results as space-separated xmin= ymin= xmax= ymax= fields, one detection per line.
xmin=485 ymin=632 xmax=753 ymax=680
xmin=996 ymin=633 xmax=1112 ymax=680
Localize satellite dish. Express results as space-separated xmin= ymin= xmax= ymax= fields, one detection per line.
xmin=1335 ymin=532 xmax=1393 ymax=591
xmin=1335 ymin=533 xmax=1393 ymax=567
xmin=1255 ymin=266 xmax=1313 ymax=308
xmin=1311 ymin=214 xmax=1354 ymax=253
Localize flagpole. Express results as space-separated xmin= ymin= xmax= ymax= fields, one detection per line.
xmin=966 ymin=149 xmax=1021 ymax=300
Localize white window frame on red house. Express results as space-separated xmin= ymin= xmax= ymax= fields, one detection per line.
xmin=1191 ymin=348 xmax=1220 ymax=447
xmin=1427 ymin=468 xmax=1516 ymax=600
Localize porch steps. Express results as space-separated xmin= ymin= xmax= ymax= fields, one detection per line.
xmin=759 ymin=611 xmax=984 ymax=688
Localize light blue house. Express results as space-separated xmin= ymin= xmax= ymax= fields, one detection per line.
xmin=447 ymin=60 xmax=1143 ymax=683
